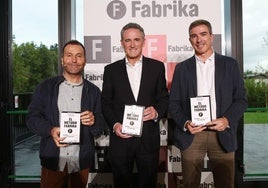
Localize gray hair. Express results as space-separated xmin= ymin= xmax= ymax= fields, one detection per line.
xmin=120 ymin=23 xmax=145 ymax=40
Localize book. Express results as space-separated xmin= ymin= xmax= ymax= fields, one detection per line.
xmin=190 ymin=96 xmax=212 ymax=126
xmin=122 ymin=105 xmax=144 ymax=137
xmin=60 ymin=111 xmax=81 ymax=143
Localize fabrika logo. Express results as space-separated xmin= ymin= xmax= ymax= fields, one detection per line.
xmin=107 ymin=0 xmax=199 ymax=19
xmin=107 ymin=0 xmax=126 ymax=19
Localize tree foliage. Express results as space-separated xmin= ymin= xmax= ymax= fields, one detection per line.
xmin=12 ymin=42 xmax=58 ymax=93
xmin=244 ymin=78 xmax=268 ymax=108
xmin=244 ymin=61 xmax=268 ymax=108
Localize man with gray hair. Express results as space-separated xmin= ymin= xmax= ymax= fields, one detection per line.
xmin=102 ymin=23 xmax=169 ymax=188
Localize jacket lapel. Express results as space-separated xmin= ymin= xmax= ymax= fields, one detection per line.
xmin=120 ymin=59 xmax=137 ymax=103
xmin=136 ymin=57 xmax=147 ymax=103
xmin=215 ymin=53 xmax=224 ymax=93
xmin=214 ymin=53 xmax=224 ymax=116
xmin=187 ymin=56 xmax=197 ymax=96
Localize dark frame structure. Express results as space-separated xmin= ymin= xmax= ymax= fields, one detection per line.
xmin=1 ymin=0 xmax=267 ymax=187
xmin=0 ymin=0 xmax=14 ymax=187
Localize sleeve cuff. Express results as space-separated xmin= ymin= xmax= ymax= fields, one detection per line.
xmin=113 ymin=122 xmax=120 ymax=133
xmin=154 ymin=112 xmax=159 ymax=122
xmin=183 ymin=120 xmax=191 ymax=132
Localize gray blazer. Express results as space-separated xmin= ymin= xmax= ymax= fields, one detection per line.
xmin=169 ymin=53 xmax=247 ymax=152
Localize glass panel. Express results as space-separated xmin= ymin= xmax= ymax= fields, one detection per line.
xmin=243 ymin=0 xmax=268 ymax=180
xmin=12 ymin=0 xmax=58 ymax=181
xmin=76 ymin=0 xmax=84 ymax=43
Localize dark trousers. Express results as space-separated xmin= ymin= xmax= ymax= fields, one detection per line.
xmin=181 ymin=131 xmax=234 ymax=188
xmin=109 ymin=138 xmax=159 ymax=188
xmin=40 ymin=165 xmax=89 ymax=188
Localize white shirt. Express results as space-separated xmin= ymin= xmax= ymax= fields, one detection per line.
xmin=125 ymin=57 xmax=143 ymax=101
xmin=195 ymin=53 xmax=217 ymax=120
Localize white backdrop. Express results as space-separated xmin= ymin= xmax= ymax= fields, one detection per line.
xmin=83 ymin=0 xmax=222 ymax=187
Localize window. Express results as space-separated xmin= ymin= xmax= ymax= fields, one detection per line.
xmin=243 ymin=0 xmax=268 ymax=180
xmin=11 ymin=0 xmax=58 ymax=181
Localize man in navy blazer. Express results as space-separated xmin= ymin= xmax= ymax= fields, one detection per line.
xmin=101 ymin=23 xmax=169 ymax=188
xmin=169 ymin=20 xmax=247 ymax=188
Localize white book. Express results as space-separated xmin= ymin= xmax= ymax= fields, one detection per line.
xmin=60 ymin=111 xmax=81 ymax=143
xmin=122 ymin=105 xmax=144 ymax=137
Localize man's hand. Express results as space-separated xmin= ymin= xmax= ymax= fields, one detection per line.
xmin=113 ymin=123 xmax=132 ymax=139
xmin=143 ymin=106 xmax=157 ymax=121
xmin=50 ymin=127 xmax=68 ymax=147
xmin=185 ymin=121 xmax=207 ymax=134
xmin=206 ymin=117 xmax=229 ymax=131
xmin=80 ymin=110 xmax=95 ymax=126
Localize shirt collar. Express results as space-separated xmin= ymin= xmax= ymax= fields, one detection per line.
xmin=64 ymin=77 xmax=83 ymax=86
xmin=125 ymin=56 xmax=143 ymax=67
xmin=195 ymin=52 xmax=215 ymax=64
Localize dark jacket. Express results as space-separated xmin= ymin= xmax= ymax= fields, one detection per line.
xmin=26 ymin=75 xmax=104 ymax=170
xmin=169 ymin=53 xmax=248 ymax=152
xmin=101 ymin=56 xmax=169 ymax=153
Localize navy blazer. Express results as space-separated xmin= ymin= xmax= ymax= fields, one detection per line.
xmin=169 ymin=53 xmax=247 ymax=152
xmin=26 ymin=76 xmax=104 ymax=170
xmin=101 ymin=56 xmax=169 ymax=152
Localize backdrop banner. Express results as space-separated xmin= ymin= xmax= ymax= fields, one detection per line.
xmin=84 ymin=0 xmax=222 ymax=187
